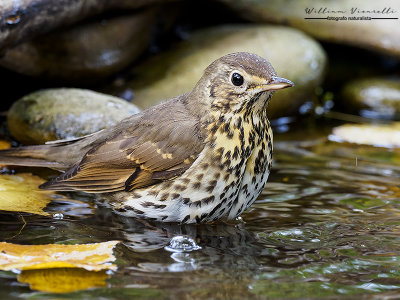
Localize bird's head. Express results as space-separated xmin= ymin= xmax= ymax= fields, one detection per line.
xmin=192 ymin=52 xmax=293 ymax=117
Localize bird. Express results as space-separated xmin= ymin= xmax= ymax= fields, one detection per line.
xmin=0 ymin=52 xmax=293 ymax=223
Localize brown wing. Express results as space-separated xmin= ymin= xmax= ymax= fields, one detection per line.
xmin=40 ymin=98 xmax=206 ymax=193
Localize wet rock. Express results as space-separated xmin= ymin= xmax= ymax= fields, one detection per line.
xmin=341 ymin=78 xmax=400 ymax=119
xmin=329 ymin=122 xmax=400 ymax=148
xmin=217 ymin=0 xmax=400 ymax=58
xmin=0 ymin=0 xmax=175 ymax=52
xmin=0 ymin=9 xmax=157 ymax=83
xmin=7 ymin=88 xmax=140 ymax=145
xmin=108 ymin=25 xmax=327 ymax=119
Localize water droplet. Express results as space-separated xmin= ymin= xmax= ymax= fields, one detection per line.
xmin=6 ymin=14 xmax=21 ymax=25
xmin=164 ymin=236 xmax=201 ymax=253
xmin=52 ymin=213 xmax=64 ymax=219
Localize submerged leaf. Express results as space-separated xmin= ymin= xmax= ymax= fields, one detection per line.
xmin=18 ymin=268 xmax=109 ymax=293
xmin=0 ymin=173 xmax=54 ymax=215
xmin=0 ymin=241 xmax=120 ymax=271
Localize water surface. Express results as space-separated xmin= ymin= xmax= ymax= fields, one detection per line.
xmin=1 ymin=122 xmax=400 ymax=299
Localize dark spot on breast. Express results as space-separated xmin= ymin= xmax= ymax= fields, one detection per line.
xmin=182 ymin=197 xmax=190 ymax=204
xmin=214 ymin=173 xmax=221 ymax=180
xmin=224 ymin=150 xmax=231 ymax=159
xmin=233 ymin=146 xmax=240 ymax=160
xmin=196 ymin=174 xmax=204 ymax=181
xmin=192 ymin=182 xmax=201 ymax=189
xmin=224 ymin=173 xmax=230 ymax=181
xmin=160 ymin=193 xmax=169 ymax=201
xmin=209 ymin=202 xmax=222 ymax=218
xmin=210 ymin=123 xmax=218 ymax=134
xmin=148 ymin=190 xmax=158 ymax=196
xmin=201 ymin=163 xmax=209 ymax=170
xmin=171 ymin=193 xmax=180 ymax=199
xmin=206 ymin=181 xmax=217 ymax=193
xmin=181 ymin=178 xmax=190 ymax=184
xmin=202 ymin=195 xmax=215 ymax=205
xmin=182 ymin=215 xmax=190 ymax=223
xmin=123 ymin=206 xmax=144 ymax=214
xmin=163 ymin=181 xmax=173 ymax=189
xmin=175 ymin=184 xmax=186 ymax=191
xmin=131 ymin=192 xmax=142 ymax=198
xmin=232 ymin=197 xmax=238 ymax=206
xmin=239 ymin=127 xmax=244 ymax=143
xmin=200 ymin=213 xmax=208 ymax=221
xmin=236 ymin=117 xmax=242 ymax=129
xmin=245 ymin=146 xmax=252 ymax=157
xmin=223 ymin=159 xmax=232 ymax=168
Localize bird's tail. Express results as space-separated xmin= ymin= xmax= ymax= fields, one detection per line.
xmin=0 ymin=145 xmax=68 ymax=170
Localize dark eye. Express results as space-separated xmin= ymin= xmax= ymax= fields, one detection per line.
xmin=231 ymin=72 xmax=244 ymax=86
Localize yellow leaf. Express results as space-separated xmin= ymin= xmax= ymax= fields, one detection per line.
xmin=18 ymin=268 xmax=109 ymax=293
xmin=0 ymin=140 xmax=11 ymax=150
xmin=0 ymin=241 xmax=120 ymax=271
xmin=0 ymin=173 xmax=54 ymax=215
xmin=0 ymin=140 xmax=11 ymax=168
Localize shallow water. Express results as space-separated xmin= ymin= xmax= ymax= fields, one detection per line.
xmin=1 ymin=123 xmax=400 ymax=299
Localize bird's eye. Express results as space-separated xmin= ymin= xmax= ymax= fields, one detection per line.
xmin=231 ymin=72 xmax=244 ymax=86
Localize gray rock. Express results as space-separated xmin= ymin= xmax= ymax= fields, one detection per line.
xmin=217 ymin=0 xmax=400 ymax=58
xmin=341 ymin=78 xmax=400 ymax=119
xmin=0 ymin=9 xmax=157 ymax=83
xmin=7 ymin=88 xmax=141 ymax=144
xmin=107 ymin=25 xmax=327 ymax=119
xmin=0 ymin=0 xmax=176 ymax=52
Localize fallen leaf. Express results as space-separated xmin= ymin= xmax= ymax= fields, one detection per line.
xmin=0 ymin=140 xmax=11 ymax=150
xmin=0 ymin=140 xmax=11 ymax=168
xmin=0 ymin=173 xmax=54 ymax=215
xmin=0 ymin=241 xmax=120 ymax=271
xmin=329 ymin=122 xmax=400 ymax=148
xmin=18 ymin=268 xmax=109 ymax=293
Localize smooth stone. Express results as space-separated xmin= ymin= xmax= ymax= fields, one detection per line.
xmin=0 ymin=9 xmax=157 ymax=83
xmin=341 ymin=78 xmax=400 ymax=119
xmin=107 ymin=25 xmax=327 ymax=119
xmin=217 ymin=0 xmax=400 ymax=58
xmin=7 ymin=88 xmax=140 ymax=145
xmin=329 ymin=122 xmax=400 ymax=148
xmin=0 ymin=0 xmax=175 ymax=52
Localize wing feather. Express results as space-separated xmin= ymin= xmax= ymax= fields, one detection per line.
xmin=40 ymin=98 xmax=207 ymax=193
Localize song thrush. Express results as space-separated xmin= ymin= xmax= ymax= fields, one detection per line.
xmin=0 ymin=52 xmax=293 ymax=223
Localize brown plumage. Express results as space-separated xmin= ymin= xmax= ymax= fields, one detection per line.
xmin=0 ymin=52 xmax=293 ymax=223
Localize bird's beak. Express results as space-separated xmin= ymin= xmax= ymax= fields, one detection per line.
xmin=262 ymin=76 xmax=294 ymax=91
